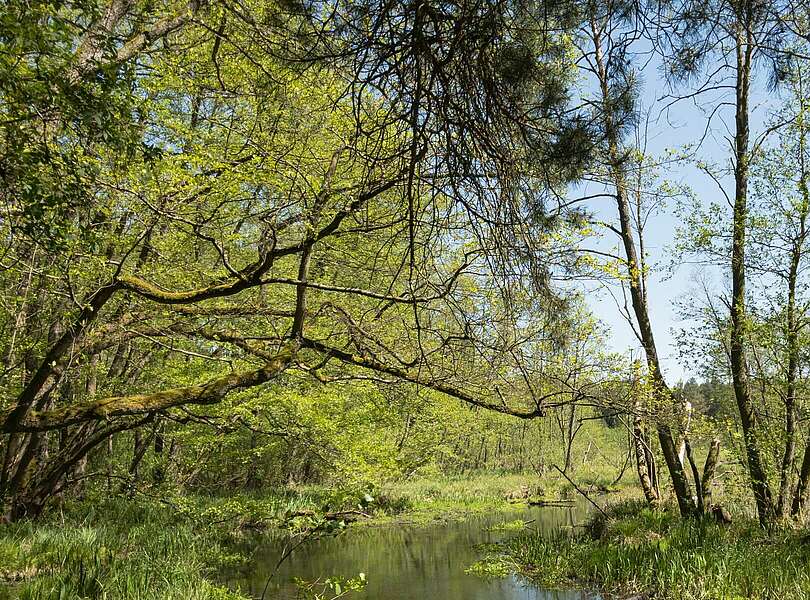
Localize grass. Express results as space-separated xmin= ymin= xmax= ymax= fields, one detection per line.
xmin=0 ymin=484 xmax=398 ymax=600
xmin=0 ymin=499 xmax=248 ymax=600
xmin=0 ymin=469 xmax=631 ymax=599
xmin=370 ymin=468 xmax=632 ymax=524
xmin=495 ymin=498 xmax=810 ymax=600
xmin=0 ymin=476 xmax=499 ymax=599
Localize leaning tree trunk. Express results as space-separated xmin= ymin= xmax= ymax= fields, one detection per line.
xmin=630 ymin=370 xmax=659 ymax=504
xmin=590 ymin=19 xmax=698 ymax=516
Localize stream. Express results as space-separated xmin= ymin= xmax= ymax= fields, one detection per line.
xmin=223 ymin=503 xmax=602 ymax=600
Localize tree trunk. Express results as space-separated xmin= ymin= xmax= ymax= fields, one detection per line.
xmin=633 ymin=398 xmax=659 ymax=505
xmin=729 ymin=28 xmax=774 ymax=527
xmin=701 ymin=438 xmax=721 ymax=511
xmin=777 ymin=242 xmax=801 ymax=518
xmin=789 ymin=83 xmax=810 ymax=520
xmin=792 ymin=445 xmax=810 ymax=517
xmin=590 ymin=21 xmax=696 ymax=516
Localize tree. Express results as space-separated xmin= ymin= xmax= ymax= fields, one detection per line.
xmin=654 ymin=0 xmax=798 ymax=527
xmin=745 ymin=70 xmax=810 ymax=518
xmin=568 ymin=0 xmax=717 ymax=516
xmin=0 ymin=0 xmax=593 ymax=519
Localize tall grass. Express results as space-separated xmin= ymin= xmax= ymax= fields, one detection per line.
xmin=0 ymin=483 xmax=414 ymax=599
xmin=0 ymin=499 xmax=247 ymax=600
xmin=381 ymin=467 xmax=630 ymax=510
xmin=501 ymin=499 xmax=810 ymax=600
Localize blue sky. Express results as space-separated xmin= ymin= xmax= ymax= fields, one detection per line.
xmin=579 ymin=56 xmax=780 ymax=383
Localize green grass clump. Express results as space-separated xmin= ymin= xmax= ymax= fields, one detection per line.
xmin=0 ymin=498 xmax=248 ymax=600
xmin=0 ymin=483 xmax=417 ymax=599
xmin=501 ymin=499 xmax=810 ymax=600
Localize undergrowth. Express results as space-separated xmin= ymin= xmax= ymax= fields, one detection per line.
xmin=0 ymin=472 xmax=628 ymax=599
xmin=0 ymin=499 xmax=246 ymax=600
xmin=499 ymin=499 xmax=810 ymax=600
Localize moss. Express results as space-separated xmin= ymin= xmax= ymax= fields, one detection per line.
xmin=117 ymin=273 xmax=215 ymax=303
xmin=13 ymin=345 xmax=298 ymax=431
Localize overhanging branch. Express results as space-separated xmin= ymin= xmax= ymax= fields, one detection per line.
xmin=1 ymin=345 xmax=297 ymax=433
xmin=302 ymin=338 xmax=546 ymax=419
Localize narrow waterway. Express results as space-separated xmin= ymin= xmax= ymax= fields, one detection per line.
xmin=224 ymin=503 xmax=602 ymax=600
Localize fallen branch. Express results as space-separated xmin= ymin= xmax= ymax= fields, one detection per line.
xmin=552 ymin=464 xmax=607 ymax=517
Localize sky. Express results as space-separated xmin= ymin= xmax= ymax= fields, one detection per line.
xmin=577 ymin=54 xmax=780 ymax=384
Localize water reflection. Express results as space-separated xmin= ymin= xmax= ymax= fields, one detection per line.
xmin=224 ymin=504 xmax=601 ymax=600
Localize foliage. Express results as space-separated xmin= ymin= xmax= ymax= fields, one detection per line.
xmin=0 ymin=0 xmax=601 ymax=522
xmin=293 ymin=574 xmax=367 ymax=600
xmin=5 ymin=0 xmax=810 ymax=597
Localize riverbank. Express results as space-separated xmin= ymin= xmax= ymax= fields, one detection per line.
xmin=0 ymin=499 xmax=248 ymax=600
xmin=0 ymin=472 xmax=609 ymax=599
xmin=373 ymin=472 xmax=625 ymax=524
xmin=492 ymin=499 xmax=810 ymax=600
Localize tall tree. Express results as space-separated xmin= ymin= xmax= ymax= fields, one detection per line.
xmin=571 ymin=0 xmax=707 ymax=516
xmin=0 ymin=0 xmax=592 ymax=519
xmin=654 ymin=0 xmax=796 ymax=526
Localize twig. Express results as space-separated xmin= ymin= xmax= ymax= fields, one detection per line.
xmin=552 ymin=464 xmax=607 ymax=517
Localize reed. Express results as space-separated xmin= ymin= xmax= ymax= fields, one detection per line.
xmin=500 ymin=499 xmax=810 ymax=600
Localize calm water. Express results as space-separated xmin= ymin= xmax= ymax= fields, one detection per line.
xmin=223 ymin=504 xmax=602 ymax=600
